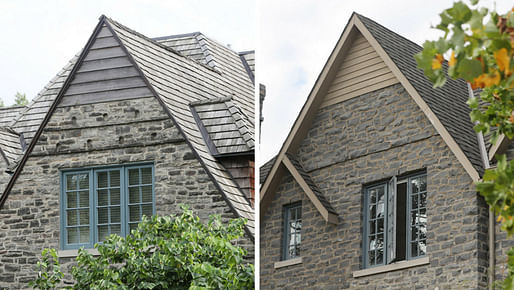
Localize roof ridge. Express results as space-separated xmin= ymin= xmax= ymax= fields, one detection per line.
xmin=355 ymin=13 xmax=423 ymax=49
xmin=105 ymin=17 xmax=220 ymax=74
xmin=152 ymin=31 xmax=201 ymax=41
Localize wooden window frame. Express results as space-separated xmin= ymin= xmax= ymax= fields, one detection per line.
xmin=60 ymin=163 xmax=155 ymax=250
xmin=363 ymin=172 xmax=426 ymax=269
xmin=282 ymin=201 xmax=302 ymax=261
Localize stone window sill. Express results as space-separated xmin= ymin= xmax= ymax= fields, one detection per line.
xmin=274 ymin=257 xmax=303 ymax=269
xmin=352 ymin=256 xmax=429 ymax=278
xmin=58 ymin=248 xmax=100 ymax=258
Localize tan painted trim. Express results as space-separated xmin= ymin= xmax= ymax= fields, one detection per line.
xmin=282 ymin=155 xmax=337 ymax=224
xmin=260 ymin=16 xmax=359 ymax=209
xmin=58 ymin=248 xmax=100 ymax=258
xmin=488 ymin=134 xmax=511 ymax=161
xmin=274 ymin=257 xmax=303 ymax=269
xmin=354 ymin=17 xmax=480 ymax=182
xmin=352 ymin=256 xmax=429 ymax=278
xmin=322 ymin=78 xmax=399 ymax=108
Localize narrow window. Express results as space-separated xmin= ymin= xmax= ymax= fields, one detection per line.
xmin=283 ymin=202 xmax=302 ymax=260
xmin=409 ymin=175 xmax=427 ymax=258
xmin=96 ymin=169 xmax=122 ymax=242
xmin=63 ymin=172 xmax=91 ymax=247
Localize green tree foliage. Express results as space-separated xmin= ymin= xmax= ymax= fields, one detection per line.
xmin=416 ymin=1 xmax=514 ymax=288
xmin=29 ymin=207 xmax=254 ymax=289
xmin=14 ymin=92 xmax=28 ymax=106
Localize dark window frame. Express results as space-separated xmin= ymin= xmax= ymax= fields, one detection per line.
xmin=363 ymin=171 xmax=426 ymax=269
xmin=282 ymin=201 xmax=302 ymax=260
xmin=60 ymin=163 xmax=155 ymax=250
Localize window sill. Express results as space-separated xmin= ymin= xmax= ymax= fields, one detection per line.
xmin=58 ymin=248 xmax=100 ymax=258
xmin=352 ymin=256 xmax=429 ymax=278
xmin=274 ymin=257 xmax=303 ymax=269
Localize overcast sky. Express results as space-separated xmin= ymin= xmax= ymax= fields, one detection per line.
xmin=0 ymin=0 xmax=255 ymax=106
xmin=258 ymin=0 xmax=511 ymax=165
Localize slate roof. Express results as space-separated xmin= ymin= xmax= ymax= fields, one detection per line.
xmin=191 ymin=96 xmax=254 ymax=156
xmin=106 ymin=17 xmax=255 ymax=235
xmin=0 ymin=127 xmax=22 ymax=165
xmin=0 ymin=106 xmax=25 ymax=127
xmin=0 ymin=17 xmax=255 ymax=237
xmin=356 ymin=13 xmax=484 ymax=175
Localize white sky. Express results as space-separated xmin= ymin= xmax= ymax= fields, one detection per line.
xmin=258 ymin=0 xmax=511 ymax=165
xmin=0 ymin=0 xmax=255 ymax=106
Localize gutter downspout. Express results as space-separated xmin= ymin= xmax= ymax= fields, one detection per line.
xmin=468 ymin=84 xmax=494 ymax=289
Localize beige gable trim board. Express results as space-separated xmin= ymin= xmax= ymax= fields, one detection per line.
xmin=260 ymin=16 xmax=359 ymax=211
xmin=282 ymin=155 xmax=338 ymax=224
xmin=488 ymin=134 xmax=511 ymax=161
xmin=353 ymin=16 xmax=480 ymax=182
xmin=261 ymin=13 xmax=480 ymax=218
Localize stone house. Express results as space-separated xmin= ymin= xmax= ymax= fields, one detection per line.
xmin=260 ymin=13 xmax=513 ymax=289
xmin=0 ymin=15 xmax=255 ymax=287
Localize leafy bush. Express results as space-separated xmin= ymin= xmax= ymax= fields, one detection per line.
xmin=29 ymin=207 xmax=254 ymax=289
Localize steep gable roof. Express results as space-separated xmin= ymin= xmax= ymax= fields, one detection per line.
xmin=0 ymin=106 xmax=25 ymax=127
xmin=0 ymin=16 xmax=254 ymax=238
xmin=261 ymin=12 xmax=482 ymax=217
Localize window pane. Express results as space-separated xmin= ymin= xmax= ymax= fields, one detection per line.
xmin=411 ymin=226 xmax=418 ymax=241
xmin=67 ymin=210 xmax=78 ymax=226
xmin=129 ymin=205 xmax=140 ymax=222
xmin=419 ymin=176 xmax=427 ymax=192
xmin=369 ymin=189 xmax=376 ymax=204
xmin=129 ymin=223 xmax=138 ymax=232
xmin=370 ymin=204 xmax=376 ymax=218
xmin=110 ymin=188 xmax=120 ymax=205
xmin=129 ymin=169 xmax=139 ymax=185
xmin=369 ymin=221 xmax=376 ymax=235
xmin=141 ymin=167 xmax=152 ymax=184
xmin=411 ymin=242 xmax=418 ymax=257
xmin=111 ymin=224 xmax=121 ymax=236
xmin=129 ymin=187 xmax=140 ymax=204
xmin=368 ymin=250 xmax=375 ymax=266
xmin=98 ymin=208 xmax=108 ymax=224
xmin=111 ymin=207 xmax=121 ymax=223
xmin=98 ymin=225 xmax=109 ymax=242
xmin=376 ymin=248 xmax=383 ymax=264
xmin=67 ymin=227 xmax=79 ymax=244
xmin=377 ymin=218 xmax=384 ymax=234
xmin=67 ymin=192 xmax=77 ymax=208
xmin=377 ymin=202 xmax=384 ymax=218
xmin=419 ymin=240 xmax=426 ymax=256
xmin=411 ymin=194 xmax=418 ymax=210
xmin=376 ymin=234 xmax=384 ymax=249
xmin=79 ymin=227 xmax=90 ymax=243
xmin=369 ymin=235 xmax=376 ymax=250
xmin=79 ymin=209 xmax=89 ymax=225
xmin=420 ymin=192 xmax=427 ymax=208
xmin=97 ymin=189 xmax=108 ymax=206
xmin=411 ymin=178 xmax=420 ymax=193
xmin=110 ymin=171 xmax=120 ymax=187
xmin=66 ymin=175 xmax=77 ymax=191
xmin=98 ymin=172 xmax=108 ymax=188
xmin=78 ymin=174 xmax=89 ymax=190
xmin=141 ymin=186 xmax=152 ymax=203
xmin=79 ymin=191 xmax=89 ymax=207
xmin=142 ymin=204 xmax=153 ymax=218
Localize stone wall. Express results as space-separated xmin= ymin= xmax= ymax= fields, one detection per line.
xmin=0 ymin=96 xmax=252 ymax=288
xmin=260 ymin=84 xmax=489 ymax=289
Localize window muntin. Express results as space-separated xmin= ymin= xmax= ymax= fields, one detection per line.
xmin=61 ymin=164 xmax=154 ymax=249
xmin=283 ymin=202 xmax=302 ymax=260
xmin=363 ymin=172 xmax=426 ymax=268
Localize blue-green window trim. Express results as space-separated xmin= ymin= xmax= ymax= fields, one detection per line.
xmin=60 ymin=164 xmax=155 ymax=250
xmin=282 ymin=202 xmax=302 ymax=260
xmin=363 ymin=172 xmax=427 ymax=269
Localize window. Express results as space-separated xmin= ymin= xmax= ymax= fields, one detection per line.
xmin=363 ymin=173 xmax=426 ymax=268
xmin=60 ymin=164 xmax=154 ymax=249
xmin=282 ymin=202 xmax=302 ymax=260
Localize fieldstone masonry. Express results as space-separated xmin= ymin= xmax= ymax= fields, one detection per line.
xmin=0 ymin=96 xmax=252 ymax=288
xmin=261 ymin=84 xmax=489 ymax=289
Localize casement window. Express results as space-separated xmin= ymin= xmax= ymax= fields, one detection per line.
xmin=60 ymin=164 xmax=154 ymax=249
xmin=363 ymin=172 xmax=426 ymax=268
xmin=282 ymin=202 xmax=302 ymax=260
